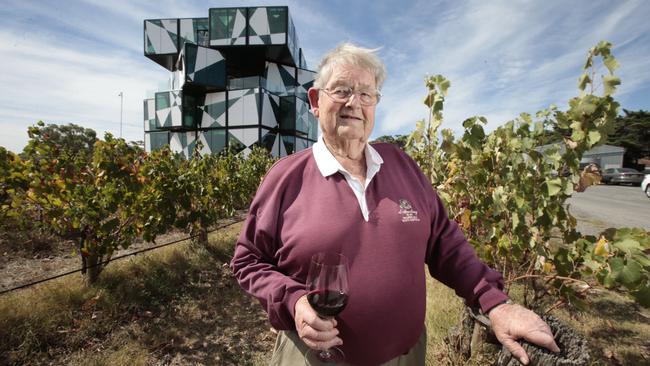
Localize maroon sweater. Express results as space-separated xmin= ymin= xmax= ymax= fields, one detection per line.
xmin=231 ymin=143 xmax=508 ymax=365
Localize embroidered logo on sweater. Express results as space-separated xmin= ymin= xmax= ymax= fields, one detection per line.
xmin=398 ymin=199 xmax=420 ymax=222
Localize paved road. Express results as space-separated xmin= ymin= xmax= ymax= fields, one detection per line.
xmin=566 ymin=184 xmax=650 ymax=236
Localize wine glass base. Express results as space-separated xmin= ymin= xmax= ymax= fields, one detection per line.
xmin=305 ymin=346 xmax=345 ymax=364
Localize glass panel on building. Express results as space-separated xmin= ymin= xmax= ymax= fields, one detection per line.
xmin=204 ymin=129 xmax=226 ymax=155
xmin=144 ymin=6 xmax=315 ymax=158
xmin=150 ymin=131 xmax=169 ymax=150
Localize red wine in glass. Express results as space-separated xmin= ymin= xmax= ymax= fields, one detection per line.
xmin=304 ymin=252 xmax=349 ymax=364
xmin=307 ymin=290 xmax=348 ymax=317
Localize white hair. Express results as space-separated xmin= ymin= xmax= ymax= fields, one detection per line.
xmin=313 ymin=42 xmax=386 ymax=90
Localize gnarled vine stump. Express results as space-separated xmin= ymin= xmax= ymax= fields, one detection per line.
xmin=446 ymin=308 xmax=591 ymax=366
xmin=494 ymin=315 xmax=590 ymax=366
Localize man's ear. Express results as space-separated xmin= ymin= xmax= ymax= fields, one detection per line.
xmin=307 ymin=87 xmax=320 ymax=118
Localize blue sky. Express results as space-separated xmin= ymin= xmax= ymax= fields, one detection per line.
xmin=1 ymin=0 xmax=649 ymax=153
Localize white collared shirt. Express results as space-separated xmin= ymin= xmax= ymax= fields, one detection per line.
xmin=312 ymin=136 xmax=384 ymax=221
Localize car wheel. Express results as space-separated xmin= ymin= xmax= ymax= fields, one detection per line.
xmin=646 ymin=185 xmax=650 ymax=199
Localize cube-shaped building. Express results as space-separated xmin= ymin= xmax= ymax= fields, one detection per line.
xmin=143 ymin=6 xmax=318 ymax=158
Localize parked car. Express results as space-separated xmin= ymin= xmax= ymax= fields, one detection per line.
xmin=643 ymin=174 xmax=650 ymax=199
xmin=601 ymin=168 xmax=645 ymax=185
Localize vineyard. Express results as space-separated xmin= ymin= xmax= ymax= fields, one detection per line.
xmin=0 ymin=127 xmax=275 ymax=285
xmin=0 ymin=41 xmax=649 ymax=365
xmin=406 ymin=42 xmax=649 ymax=311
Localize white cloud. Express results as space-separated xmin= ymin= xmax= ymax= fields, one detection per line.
xmin=0 ymin=26 xmax=164 ymax=152
xmin=0 ymin=0 xmax=648 ymax=153
xmin=372 ymin=0 xmax=650 ymax=138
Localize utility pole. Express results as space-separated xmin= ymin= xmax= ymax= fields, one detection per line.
xmin=118 ymin=91 xmax=123 ymax=138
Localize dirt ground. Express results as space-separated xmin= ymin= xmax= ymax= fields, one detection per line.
xmin=1 ymin=231 xmax=188 ymax=293
xmin=0 ymin=214 xmax=246 ymax=294
xmin=0 ymin=215 xmax=278 ymax=366
xmin=2 ymin=211 xmax=649 ymax=365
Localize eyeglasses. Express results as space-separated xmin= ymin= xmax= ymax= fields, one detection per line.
xmin=321 ymin=87 xmax=382 ymax=106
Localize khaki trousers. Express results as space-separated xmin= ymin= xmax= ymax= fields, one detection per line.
xmin=269 ymin=327 xmax=426 ymax=366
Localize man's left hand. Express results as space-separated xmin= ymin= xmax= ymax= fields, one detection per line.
xmin=488 ymin=303 xmax=561 ymax=365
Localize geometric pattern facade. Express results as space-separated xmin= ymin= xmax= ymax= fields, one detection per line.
xmin=209 ymin=8 xmax=247 ymax=46
xmin=296 ymin=68 xmax=316 ymax=101
xmin=144 ymin=19 xmax=179 ymax=55
xmin=155 ymin=90 xmax=183 ymax=129
xmin=145 ymin=131 xmax=169 ymax=152
xmin=286 ymin=13 xmax=299 ymax=68
xmin=248 ymin=7 xmax=287 ymax=45
xmin=182 ymin=44 xmax=226 ymax=89
xmin=200 ymin=92 xmax=227 ymax=128
xmin=180 ymin=18 xmax=209 ymax=47
xmin=227 ymin=88 xmax=262 ymax=127
xmin=170 ymin=131 xmax=197 ymax=158
xmin=144 ymin=98 xmax=156 ymax=132
xmin=144 ymin=6 xmax=316 ymax=159
xmin=197 ymin=129 xmax=226 ymax=155
xmin=264 ymin=61 xmax=296 ymax=96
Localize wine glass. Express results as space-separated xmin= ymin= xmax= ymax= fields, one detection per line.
xmin=304 ymin=252 xmax=349 ymax=364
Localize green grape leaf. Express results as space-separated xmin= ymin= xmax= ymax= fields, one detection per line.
xmin=578 ymin=74 xmax=591 ymax=91
xmin=603 ymin=56 xmax=619 ymax=74
xmin=571 ymin=128 xmax=585 ymax=142
xmin=617 ymin=260 xmax=643 ymax=288
xmin=545 ymin=178 xmax=563 ymax=196
xmin=587 ymin=130 xmax=601 ymax=146
xmin=613 ymin=239 xmax=642 ymax=254
xmin=633 ymin=253 xmax=650 ymax=269
xmin=603 ymin=75 xmax=621 ymax=96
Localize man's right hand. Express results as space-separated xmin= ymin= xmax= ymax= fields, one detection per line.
xmin=294 ymin=294 xmax=343 ymax=351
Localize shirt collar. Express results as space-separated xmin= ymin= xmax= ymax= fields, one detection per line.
xmin=313 ymin=135 xmax=383 ymax=178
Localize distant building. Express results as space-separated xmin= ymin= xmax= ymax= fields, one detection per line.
xmin=143 ymin=6 xmax=317 ymax=158
xmin=580 ymin=144 xmax=625 ymax=170
xmin=537 ymin=143 xmax=625 ymax=169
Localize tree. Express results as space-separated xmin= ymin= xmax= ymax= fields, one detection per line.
xmin=21 ymin=121 xmax=97 ymax=163
xmin=606 ymin=109 xmax=650 ymax=168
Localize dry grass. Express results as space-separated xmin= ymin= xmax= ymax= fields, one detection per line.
xmin=548 ymin=289 xmax=650 ymax=365
xmin=0 ymin=222 xmax=275 ymax=365
xmin=424 ymin=279 xmax=462 ymax=365
xmin=423 ymin=277 xmax=650 ymax=366
xmin=2 ymin=222 xmax=648 ymax=365
xmin=424 ymin=279 xmax=501 ymax=366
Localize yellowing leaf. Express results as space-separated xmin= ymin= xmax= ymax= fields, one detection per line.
xmin=594 ymin=236 xmax=609 ymax=257
xmin=460 ymin=208 xmax=471 ymax=230
xmin=447 ymin=161 xmax=457 ymax=175
xmin=497 ymin=235 xmax=510 ymax=250
xmin=543 ymin=262 xmax=554 ymax=274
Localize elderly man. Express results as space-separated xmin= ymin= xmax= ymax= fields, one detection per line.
xmin=231 ymin=43 xmax=560 ymax=365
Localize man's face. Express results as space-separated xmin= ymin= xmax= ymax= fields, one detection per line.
xmin=308 ymin=64 xmax=376 ymax=145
